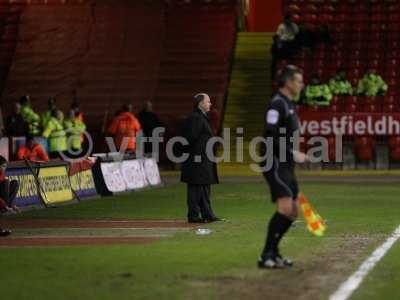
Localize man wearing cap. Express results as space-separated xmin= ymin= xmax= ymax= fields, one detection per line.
xmin=181 ymin=93 xmax=221 ymax=223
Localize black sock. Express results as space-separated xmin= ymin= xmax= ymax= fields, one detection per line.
xmin=262 ymin=212 xmax=293 ymax=258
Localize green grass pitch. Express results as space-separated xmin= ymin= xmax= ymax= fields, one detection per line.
xmin=1 ymin=180 xmax=399 ymax=300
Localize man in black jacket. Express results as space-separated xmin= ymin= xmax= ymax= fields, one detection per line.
xmin=181 ymin=93 xmax=221 ymax=223
xmin=138 ymin=101 xmax=163 ymax=154
xmin=258 ymin=65 xmax=308 ymax=269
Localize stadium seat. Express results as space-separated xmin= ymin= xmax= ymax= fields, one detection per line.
xmin=354 ymin=137 xmax=375 ymax=162
xmin=363 ymin=104 xmax=379 ymax=113
xmin=345 ymin=103 xmax=357 ymax=114
xmin=389 ymin=136 xmax=400 ymax=161
xmin=384 ymin=95 xmax=396 ymax=105
xmin=327 ymin=136 xmax=337 ymax=162
xmin=383 ymin=104 xmax=398 ymax=113
xmin=389 ymin=136 xmax=400 ymax=149
xmin=329 ymin=104 xmax=341 ymax=113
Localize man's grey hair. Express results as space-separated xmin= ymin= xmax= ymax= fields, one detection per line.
xmin=193 ymin=93 xmax=209 ymax=106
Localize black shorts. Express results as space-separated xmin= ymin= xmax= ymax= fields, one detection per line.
xmin=262 ymin=157 xmax=298 ymax=203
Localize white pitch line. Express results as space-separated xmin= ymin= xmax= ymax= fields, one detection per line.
xmin=329 ymin=225 xmax=400 ymax=300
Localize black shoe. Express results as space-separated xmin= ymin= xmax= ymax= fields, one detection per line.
xmin=0 ymin=229 xmax=11 ymax=237
xmin=275 ymin=254 xmax=294 ymax=268
xmin=188 ymin=218 xmax=205 ymax=224
xmin=258 ymin=251 xmax=284 ymax=269
xmin=258 ymin=256 xmax=277 ymax=269
xmin=258 ymin=250 xmax=291 ymax=269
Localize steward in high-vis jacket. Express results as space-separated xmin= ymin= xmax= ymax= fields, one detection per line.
xmin=41 ymin=97 xmax=57 ymax=129
xmin=303 ymin=74 xmax=333 ymax=106
xmin=42 ymin=109 xmax=67 ymax=158
xmin=328 ymin=70 xmax=353 ymax=96
xmin=108 ymin=104 xmax=141 ymax=152
xmin=64 ymin=110 xmax=86 ymax=155
xmin=357 ymin=70 xmax=388 ymax=96
xmin=19 ymin=95 xmax=40 ymax=136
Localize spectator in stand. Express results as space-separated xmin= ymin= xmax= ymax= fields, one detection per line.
xmin=276 ymin=14 xmax=299 ymax=58
xmin=42 ymin=109 xmax=67 ymax=159
xmin=357 ymin=69 xmax=388 ymax=96
xmin=0 ymin=155 xmax=20 ymax=237
xmin=271 ymin=34 xmax=283 ymax=78
xmin=295 ymin=23 xmax=315 ymax=49
xmin=295 ymin=24 xmax=332 ymax=50
xmin=303 ymin=73 xmax=333 ymax=106
xmin=17 ymin=135 xmax=49 ymax=162
xmin=329 ymin=69 xmax=353 ymax=96
xmin=108 ymin=104 xmax=142 ymax=153
xmin=64 ymin=109 xmax=86 ymax=158
xmin=138 ymin=101 xmax=163 ymax=154
xmin=20 ymin=95 xmax=41 ymax=136
xmin=5 ymin=102 xmax=29 ymax=137
xmin=41 ymin=97 xmax=57 ymax=129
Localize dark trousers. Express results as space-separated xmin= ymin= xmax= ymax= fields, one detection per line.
xmin=0 ymin=179 xmax=19 ymax=206
xmin=187 ymin=184 xmax=216 ymax=221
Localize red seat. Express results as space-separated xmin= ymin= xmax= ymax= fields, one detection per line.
xmin=371 ymin=14 xmax=385 ymax=23
xmin=367 ymin=51 xmax=383 ymax=60
xmin=389 ymin=136 xmax=400 ymax=149
xmin=384 ymin=95 xmax=396 ymax=105
xmin=371 ymin=4 xmax=384 ymax=14
xmin=305 ymin=4 xmax=317 ymax=12
xmin=368 ymin=59 xmax=380 ymax=69
xmin=365 ymin=96 xmax=377 ymax=105
xmin=389 ymin=40 xmax=400 ymax=49
xmin=389 ymin=137 xmax=400 ymax=161
xmin=331 ymin=96 xmax=341 ymax=105
xmin=345 ymin=103 xmax=357 ymax=113
xmin=363 ymin=104 xmax=379 ymax=113
xmin=322 ymin=5 xmax=335 ymax=14
xmin=304 ymin=13 xmax=318 ymax=24
xmin=387 ymin=59 xmax=398 ymax=69
xmin=291 ymin=14 xmax=301 ymax=23
xmin=320 ymin=14 xmax=334 ymax=24
xmin=354 ymin=137 xmax=375 ymax=161
xmin=287 ymin=4 xmax=300 ymax=14
xmin=346 ymin=96 xmax=359 ymax=105
xmin=385 ymin=70 xmax=398 ymax=79
xmin=382 ymin=104 xmax=397 ymax=113
xmin=390 ymin=148 xmax=400 ymax=161
xmin=329 ymin=104 xmax=341 ymax=113
xmin=389 ymin=14 xmax=400 ymax=23
xmin=327 ymin=136 xmax=337 ymax=161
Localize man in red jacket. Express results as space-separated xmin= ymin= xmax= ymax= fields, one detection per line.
xmin=17 ymin=136 xmax=49 ymax=162
xmin=108 ymin=104 xmax=142 ymax=152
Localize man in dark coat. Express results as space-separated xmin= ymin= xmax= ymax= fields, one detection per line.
xmin=181 ymin=93 xmax=221 ymax=223
xmin=5 ymin=102 xmax=28 ymax=137
xmin=138 ymin=101 xmax=163 ymax=154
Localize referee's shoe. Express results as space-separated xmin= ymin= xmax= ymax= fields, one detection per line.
xmin=258 ymin=252 xmax=293 ymax=269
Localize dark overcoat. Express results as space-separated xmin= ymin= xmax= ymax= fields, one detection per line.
xmin=180 ymin=108 xmax=219 ymax=185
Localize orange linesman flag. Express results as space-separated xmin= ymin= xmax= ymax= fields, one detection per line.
xmin=298 ymin=193 xmax=327 ymax=237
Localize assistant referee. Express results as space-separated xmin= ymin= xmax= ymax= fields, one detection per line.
xmin=258 ymin=65 xmax=308 ymax=269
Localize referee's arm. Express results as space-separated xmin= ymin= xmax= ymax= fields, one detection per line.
xmin=264 ymin=101 xmax=285 ymax=153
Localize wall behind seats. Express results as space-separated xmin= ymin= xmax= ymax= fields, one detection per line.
xmin=246 ymin=0 xmax=282 ymax=32
xmin=1 ymin=0 xmax=164 ymax=136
